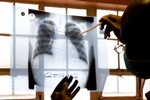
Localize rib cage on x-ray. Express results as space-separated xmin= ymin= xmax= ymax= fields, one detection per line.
xmin=33 ymin=19 xmax=56 ymax=58
xmin=65 ymin=22 xmax=87 ymax=63
xmin=33 ymin=19 xmax=87 ymax=63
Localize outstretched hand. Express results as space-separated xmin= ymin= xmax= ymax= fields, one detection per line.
xmin=99 ymin=14 xmax=121 ymax=39
xmin=51 ymin=76 xmax=80 ymax=100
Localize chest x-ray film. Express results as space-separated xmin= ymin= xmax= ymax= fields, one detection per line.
xmin=10 ymin=8 xmax=109 ymax=92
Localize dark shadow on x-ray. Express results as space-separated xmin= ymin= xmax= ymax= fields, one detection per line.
xmin=86 ymin=46 xmax=97 ymax=90
xmin=29 ymin=9 xmax=50 ymax=19
xmin=28 ymin=42 xmax=36 ymax=89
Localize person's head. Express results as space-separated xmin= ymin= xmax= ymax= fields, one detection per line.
xmin=121 ymin=0 xmax=150 ymax=44
xmin=120 ymin=0 xmax=150 ymax=79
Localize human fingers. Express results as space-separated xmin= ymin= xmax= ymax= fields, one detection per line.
xmin=100 ymin=22 xmax=105 ymax=30
xmin=99 ymin=15 xmax=110 ymax=30
xmin=99 ymin=14 xmax=119 ymax=29
xmin=67 ymin=75 xmax=73 ymax=86
xmin=61 ymin=81 xmax=79 ymax=100
xmin=52 ymin=75 xmax=73 ymax=94
xmin=104 ymin=25 xmax=112 ymax=39
xmin=67 ymin=79 xmax=78 ymax=93
xmin=61 ymin=82 xmax=69 ymax=93
xmin=70 ymin=86 xmax=80 ymax=99
xmin=101 ymin=17 xmax=116 ymax=28
xmin=53 ymin=76 xmax=68 ymax=92
xmin=51 ymin=77 xmax=67 ymax=99
xmin=107 ymin=14 xmax=121 ymax=22
xmin=66 ymin=79 xmax=80 ymax=99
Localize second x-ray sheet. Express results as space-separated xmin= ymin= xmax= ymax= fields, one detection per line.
xmin=11 ymin=8 xmax=109 ymax=92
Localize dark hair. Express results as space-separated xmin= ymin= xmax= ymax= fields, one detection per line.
xmin=121 ymin=0 xmax=150 ymax=44
xmin=121 ymin=0 xmax=150 ymax=79
xmin=121 ymin=0 xmax=150 ymax=60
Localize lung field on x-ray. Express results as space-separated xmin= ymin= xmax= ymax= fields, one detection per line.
xmin=65 ymin=22 xmax=87 ymax=63
xmin=33 ymin=19 xmax=56 ymax=59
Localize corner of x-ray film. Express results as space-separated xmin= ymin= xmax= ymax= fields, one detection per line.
xmin=11 ymin=8 xmax=109 ymax=92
